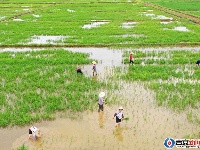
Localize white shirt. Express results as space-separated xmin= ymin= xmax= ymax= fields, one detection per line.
xmin=30 ymin=126 xmax=38 ymax=133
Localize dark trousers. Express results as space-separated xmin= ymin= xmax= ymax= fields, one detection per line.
xmin=196 ymin=60 xmax=200 ymax=66
xmin=130 ymin=59 xmax=134 ymax=65
xmin=98 ymin=104 xmax=103 ymax=112
xmin=29 ymin=129 xmax=32 ymax=134
xmin=77 ymin=70 xmax=83 ymax=74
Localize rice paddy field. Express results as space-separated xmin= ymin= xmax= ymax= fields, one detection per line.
xmin=0 ymin=0 xmax=200 ymax=150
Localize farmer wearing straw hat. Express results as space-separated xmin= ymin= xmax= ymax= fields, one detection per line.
xmin=113 ymin=107 xmax=124 ymax=127
xmin=92 ymin=61 xmax=97 ymax=76
xmin=29 ymin=126 xmax=41 ymax=140
xmin=129 ymin=52 xmax=134 ymax=65
xmin=98 ymin=92 xmax=105 ymax=112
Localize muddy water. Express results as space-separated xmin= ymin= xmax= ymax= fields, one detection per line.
xmin=0 ymin=47 xmax=200 ymax=150
xmin=10 ymin=82 xmax=199 ymax=150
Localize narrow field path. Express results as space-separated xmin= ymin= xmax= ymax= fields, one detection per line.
xmin=144 ymin=2 xmax=200 ymax=24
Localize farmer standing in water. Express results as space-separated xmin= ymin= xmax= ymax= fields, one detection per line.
xmin=113 ymin=107 xmax=124 ymax=127
xmin=129 ymin=52 xmax=134 ymax=65
xmin=98 ymin=92 xmax=105 ymax=112
xmin=28 ymin=126 xmax=41 ymax=140
xmin=92 ymin=61 xmax=97 ymax=76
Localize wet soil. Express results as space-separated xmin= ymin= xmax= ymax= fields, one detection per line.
xmin=0 ymin=47 xmax=200 ymax=150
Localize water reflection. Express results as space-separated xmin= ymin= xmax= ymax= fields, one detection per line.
xmin=113 ymin=126 xmax=124 ymax=142
xmin=98 ymin=112 xmax=104 ymax=128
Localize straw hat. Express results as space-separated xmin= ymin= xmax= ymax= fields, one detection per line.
xmin=99 ymin=92 xmax=105 ymax=97
xmin=130 ymin=52 xmax=134 ymax=55
xmin=92 ymin=61 xmax=96 ymax=64
xmin=119 ymin=106 xmax=123 ymax=110
xmin=35 ymin=129 xmax=41 ymax=137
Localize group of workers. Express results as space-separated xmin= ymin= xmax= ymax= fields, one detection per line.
xmin=76 ymin=61 xmax=97 ymax=76
xmin=98 ymin=92 xmax=124 ymax=127
xmin=28 ymin=52 xmax=199 ymax=141
xmin=29 ymin=92 xmax=124 ymax=141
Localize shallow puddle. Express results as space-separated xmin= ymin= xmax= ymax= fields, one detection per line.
xmin=0 ymin=47 xmax=200 ymax=150
xmin=154 ymin=15 xmax=173 ymax=20
xmin=67 ymin=9 xmax=75 ymax=13
xmin=121 ymin=22 xmax=137 ymax=28
xmin=142 ymin=13 xmax=173 ymax=21
xmin=27 ymin=35 xmax=69 ymax=45
xmin=174 ymin=26 xmax=190 ymax=32
xmin=160 ymin=20 xmax=172 ymax=24
xmin=163 ymin=26 xmax=190 ymax=32
xmin=13 ymin=18 xmax=24 ymax=22
xmin=32 ymin=14 xmax=40 ymax=18
xmin=82 ymin=21 xmax=109 ymax=29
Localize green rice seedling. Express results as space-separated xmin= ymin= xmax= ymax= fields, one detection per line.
xmin=122 ymin=50 xmax=200 ymax=117
xmin=14 ymin=144 xmax=28 ymax=150
xmin=0 ymin=1 xmax=200 ymax=47
xmin=124 ymin=117 xmax=129 ymax=121
xmin=0 ymin=49 xmax=109 ymax=127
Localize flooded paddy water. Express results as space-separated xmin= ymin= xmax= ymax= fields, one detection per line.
xmin=0 ymin=47 xmax=200 ymax=150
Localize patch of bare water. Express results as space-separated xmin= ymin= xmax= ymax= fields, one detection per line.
xmin=82 ymin=21 xmax=109 ymax=29
xmin=23 ymin=9 xmax=30 ymax=11
xmin=163 ymin=26 xmax=190 ymax=32
xmin=144 ymin=13 xmax=155 ymax=17
xmin=0 ymin=16 xmax=6 ymax=20
xmin=32 ymin=14 xmax=40 ymax=18
xmin=66 ymin=47 xmax=124 ymax=79
xmin=154 ymin=15 xmax=173 ymax=20
xmin=141 ymin=13 xmax=173 ymax=21
xmin=121 ymin=22 xmax=137 ymax=28
xmin=67 ymin=9 xmax=75 ymax=13
xmin=13 ymin=18 xmax=24 ymax=22
xmin=26 ymin=35 xmax=69 ymax=45
xmin=174 ymin=26 xmax=190 ymax=32
xmin=160 ymin=20 xmax=172 ymax=24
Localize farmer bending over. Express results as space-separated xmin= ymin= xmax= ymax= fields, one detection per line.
xmin=76 ymin=67 xmax=83 ymax=74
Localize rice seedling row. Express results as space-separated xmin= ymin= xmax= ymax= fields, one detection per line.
xmin=122 ymin=50 xmax=200 ymax=115
xmin=0 ymin=1 xmax=200 ymax=47
xmin=0 ymin=49 xmax=108 ymax=127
